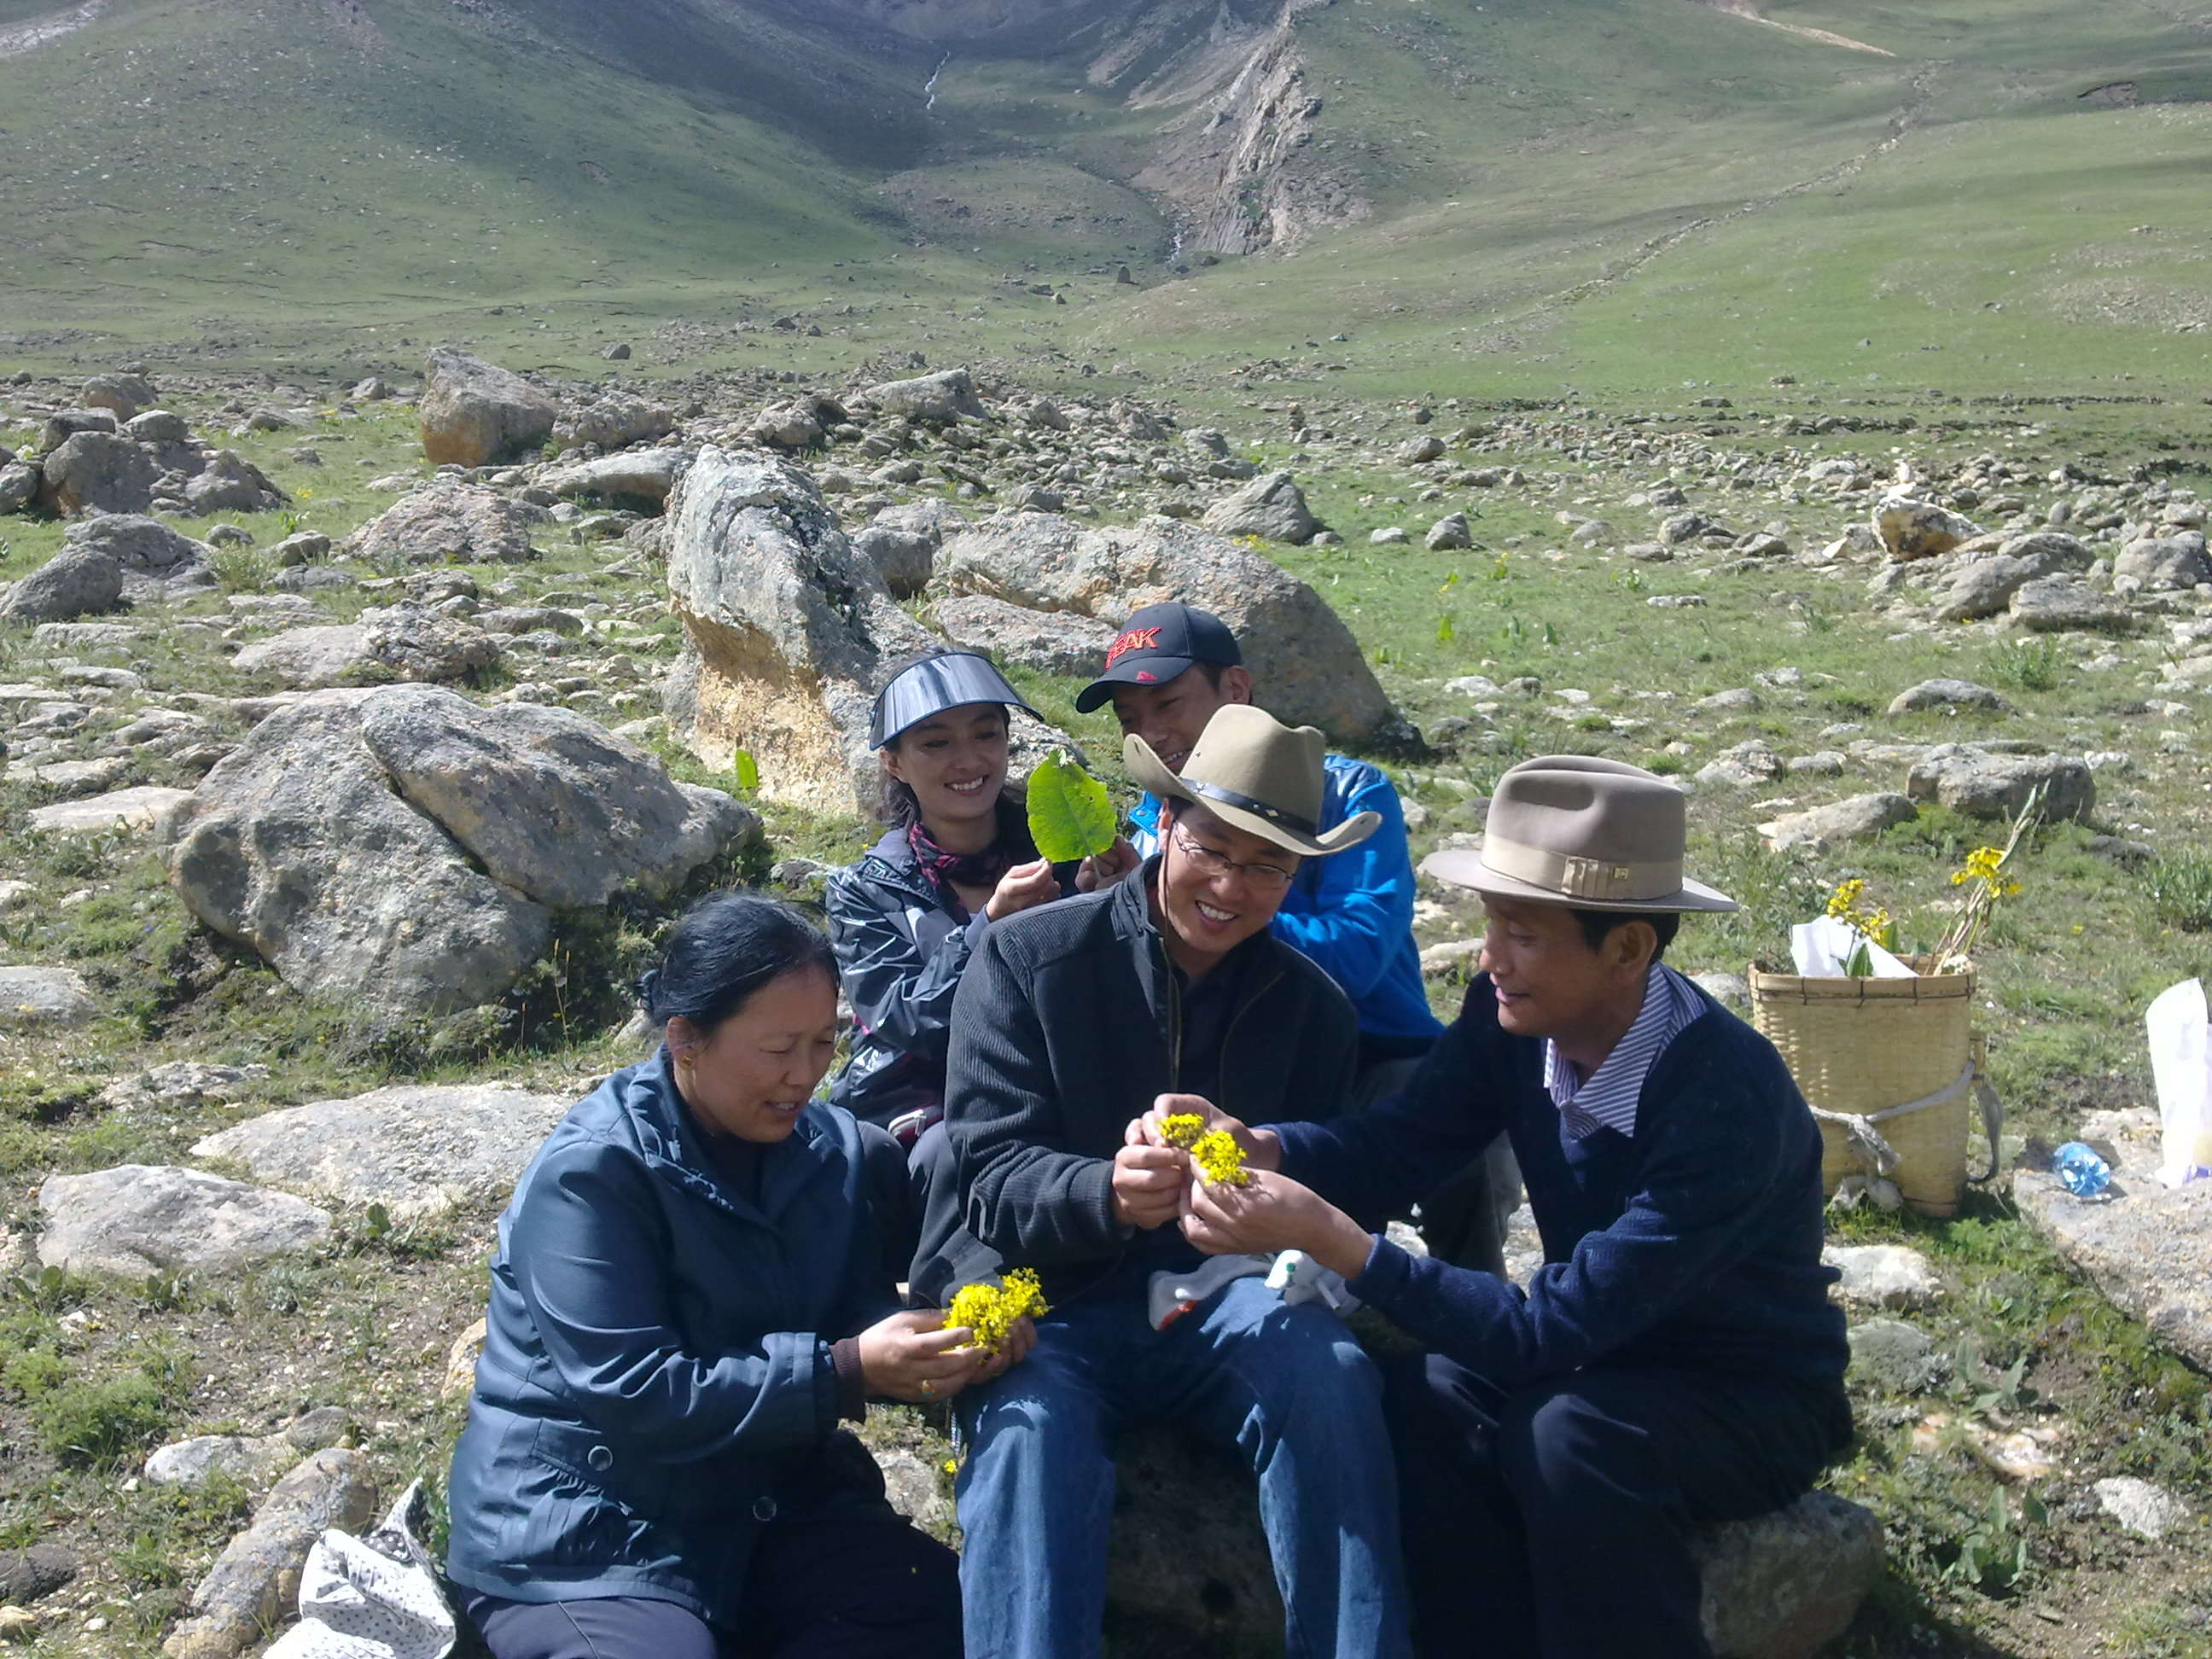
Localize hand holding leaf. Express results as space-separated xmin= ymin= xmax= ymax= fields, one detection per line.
xmin=1027 ymin=748 xmax=1119 ymax=864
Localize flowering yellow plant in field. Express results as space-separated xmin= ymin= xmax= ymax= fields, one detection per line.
xmin=945 ymin=1268 xmax=1048 ymax=1355
xmin=1933 ymin=839 xmax=2026 ymax=969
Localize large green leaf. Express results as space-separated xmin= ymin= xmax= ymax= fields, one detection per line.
xmin=1026 ymin=748 xmax=1117 ymax=864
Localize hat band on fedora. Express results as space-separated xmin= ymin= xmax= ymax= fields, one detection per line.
xmin=1481 ymin=835 xmax=1683 ymax=903
xmin=1185 ymin=780 xmax=1318 ymax=837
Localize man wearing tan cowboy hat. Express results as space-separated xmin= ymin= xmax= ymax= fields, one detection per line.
xmin=911 ymin=704 xmax=1412 ymax=1659
xmin=1076 ymin=599 xmax=1521 ymax=1276
xmin=1144 ymin=755 xmax=1853 ymax=1659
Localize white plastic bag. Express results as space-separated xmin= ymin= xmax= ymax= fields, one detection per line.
xmin=263 ymin=1480 xmax=455 ymax=1659
xmin=1790 ymin=915 xmax=1916 ymax=979
xmin=2145 ymin=978 xmax=2212 ymax=1188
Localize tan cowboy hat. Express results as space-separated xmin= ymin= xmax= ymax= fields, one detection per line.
xmin=1124 ymin=704 xmax=1379 ymax=859
xmin=1421 ymin=755 xmax=1736 ymax=912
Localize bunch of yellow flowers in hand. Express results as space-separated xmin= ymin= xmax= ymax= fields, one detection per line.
xmin=1156 ymin=1112 xmax=1251 ymax=1187
xmin=945 ymin=1268 xmax=1049 ymax=1355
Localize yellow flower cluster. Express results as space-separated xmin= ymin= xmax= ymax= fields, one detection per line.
xmin=1824 ymin=878 xmax=1892 ymax=947
xmin=1157 ymin=1113 xmax=1208 ymax=1149
xmin=945 ymin=1268 xmax=1049 ymax=1355
xmin=1951 ymin=846 xmax=2023 ymax=900
xmin=1189 ymin=1130 xmax=1252 ymax=1188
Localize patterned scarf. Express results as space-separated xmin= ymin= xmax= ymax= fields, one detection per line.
xmin=906 ymin=821 xmax=1019 ymax=916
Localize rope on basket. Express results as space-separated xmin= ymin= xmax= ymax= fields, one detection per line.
xmin=1813 ymin=1060 xmax=2006 ymax=1188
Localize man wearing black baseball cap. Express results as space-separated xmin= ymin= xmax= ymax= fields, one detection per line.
xmin=1075 ymin=602 xmax=1518 ymax=1275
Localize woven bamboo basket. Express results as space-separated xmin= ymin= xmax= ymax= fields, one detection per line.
xmin=1749 ymin=958 xmax=1978 ymax=1217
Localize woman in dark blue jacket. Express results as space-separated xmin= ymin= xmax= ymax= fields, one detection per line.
xmin=446 ymin=894 xmax=1027 ymax=1659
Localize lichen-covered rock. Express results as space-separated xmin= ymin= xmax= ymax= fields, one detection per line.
xmin=168 ymin=691 xmax=552 ymax=1015
xmin=856 ymin=368 xmax=990 ymax=426
xmin=194 ymin=1083 xmax=570 ymax=1220
xmin=1903 ymin=745 xmax=2094 ymax=823
xmin=38 ymin=1165 xmax=332 ymax=1276
xmin=931 ymin=510 xmax=1399 ymax=746
xmin=542 ymin=448 xmax=688 ymax=504
xmin=0 ymin=544 xmax=122 ymax=623
xmin=162 ymin=1449 xmax=377 ymax=1659
xmin=231 ymin=604 xmax=504 ymax=690
xmin=553 ymin=392 xmax=677 ymax=453
xmin=342 ymin=478 xmax=544 ymax=566
xmin=1199 ymin=469 xmax=1321 ymax=544
xmin=934 ymin=593 xmax=1117 ymax=676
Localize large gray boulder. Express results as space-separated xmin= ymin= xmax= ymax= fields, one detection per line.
xmin=35 ymin=431 xmax=161 ymax=515
xmin=418 ymin=348 xmax=557 ymax=467
xmin=168 ymin=690 xmax=554 ymax=1016
xmin=2007 ymin=576 xmax=2134 ymax=634
xmin=542 ymin=448 xmax=688 ymax=505
xmin=63 ymin=513 xmax=212 ymax=596
xmin=1200 ymin=470 xmax=1321 ymax=544
xmin=932 ymin=510 xmax=1400 ymax=746
xmin=194 ymin=1082 xmax=571 ymax=1220
xmin=663 ymin=446 xmax=938 ymax=810
xmin=856 ymin=367 xmax=989 ymax=426
xmin=934 ymin=593 xmax=1117 ymax=677
xmin=80 ymin=372 xmax=155 ymax=422
xmin=342 ymin=478 xmax=544 ymax=567
xmin=852 ymin=500 xmax=968 ymax=599
xmin=1759 ymin=792 xmax=1918 ymax=851
xmin=0 ymin=966 xmax=101 ymax=1028
xmin=2115 ymin=531 xmax=2211 ymax=591
xmin=0 ymin=458 xmax=37 ymax=515
xmin=0 ymin=544 xmax=123 ymax=623
xmin=168 ymin=686 xmax=752 ymax=1014
xmin=356 ymin=685 xmax=753 ymax=908
xmin=1904 ymin=745 xmax=2094 ymax=823
xmin=232 ymin=604 xmax=504 ymax=690
xmin=38 ymin=1165 xmax=332 ymax=1275
xmin=183 ymin=450 xmax=285 ymax=516
xmin=1695 ymin=1491 xmax=1886 ymax=1658
xmin=552 ymin=392 xmax=677 ymax=453
xmin=1933 ymin=533 xmax=2087 ymax=622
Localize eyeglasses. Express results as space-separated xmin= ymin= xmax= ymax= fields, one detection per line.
xmin=1171 ymin=825 xmax=1295 ymax=892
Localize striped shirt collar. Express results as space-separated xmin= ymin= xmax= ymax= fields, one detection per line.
xmin=1543 ymin=962 xmax=1703 ymax=1140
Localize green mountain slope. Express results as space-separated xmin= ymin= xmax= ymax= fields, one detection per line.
xmin=0 ymin=0 xmax=2206 ymax=407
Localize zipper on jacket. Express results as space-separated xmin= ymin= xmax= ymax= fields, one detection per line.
xmin=1217 ymin=967 xmax=1284 ymax=1118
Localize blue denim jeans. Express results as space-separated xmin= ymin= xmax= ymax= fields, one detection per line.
xmin=954 ymin=1273 xmax=1410 ymax=1659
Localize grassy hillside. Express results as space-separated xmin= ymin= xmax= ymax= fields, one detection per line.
xmin=1083 ymin=0 xmax=2212 ymax=409
xmin=0 ymin=0 xmax=2207 ymax=416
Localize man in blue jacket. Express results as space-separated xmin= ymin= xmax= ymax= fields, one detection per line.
xmin=1076 ymin=601 xmax=1516 ymax=1272
xmin=1151 ymin=756 xmax=1854 ymax=1659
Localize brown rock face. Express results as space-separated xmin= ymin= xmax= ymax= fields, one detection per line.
xmin=417 ymin=348 xmax=558 ymax=467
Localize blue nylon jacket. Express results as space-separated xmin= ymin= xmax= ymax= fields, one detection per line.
xmin=445 ymin=1051 xmax=899 ymax=1624
xmin=1132 ymin=752 xmax=1443 ymax=1046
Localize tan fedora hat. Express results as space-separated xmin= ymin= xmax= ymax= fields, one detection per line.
xmin=1125 ymin=704 xmax=1379 ymax=859
xmin=1421 ymin=755 xmax=1736 ymax=912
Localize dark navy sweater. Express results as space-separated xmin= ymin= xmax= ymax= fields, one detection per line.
xmin=1274 ymin=976 xmax=1848 ymax=1394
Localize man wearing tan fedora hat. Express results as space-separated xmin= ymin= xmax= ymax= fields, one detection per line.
xmin=1144 ymin=755 xmax=1853 ymax=1659
xmin=911 ymin=704 xmax=1412 ymax=1659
